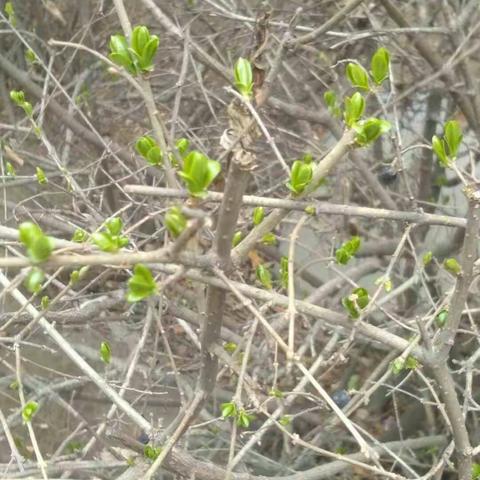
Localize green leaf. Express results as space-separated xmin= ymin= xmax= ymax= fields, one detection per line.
xmin=143 ymin=445 xmax=162 ymax=461
xmin=145 ymin=146 xmax=162 ymax=166
xmin=279 ymin=415 xmax=291 ymax=426
xmin=344 ymin=92 xmax=365 ymax=127
xmin=444 ymin=257 xmax=462 ymax=276
xmin=404 ymin=356 xmax=419 ymax=370
xmin=72 ymin=228 xmax=88 ymax=243
xmin=370 ymin=47 xmax=390 ymax=85
xmin=335 ymin=236 xmax=361 ymax=265
xmin=178 ymin=151 xmax=221 ymax=197
xmin=221 ymin=401 xmax=237 ymax=418
xmin=127 ymin=264 xmax=157 ymax=303
xmin=287 ymin=159 xmax=313 ymax=195
xmin=346 ymin=63 xmax=369 ymax=90
xmin=280 ymin=256 xmax=289 ymax=289
xmin=164 ymin=206 xmax=187 ymax=238
xmin=252 ymin=206 xmax=265 ymax=225
xmin=105 ymin=217 xmax=123 ymax=236
xmin=6 ymin=162 xmax=16 ymax=177
xmin=138 ymin=36 xmax=159 ymax=71
xmin=432 ymin=135 xmax=449 ymax=167
xmin=25 ymin=48 xmax=37 ymax=64
xmin=342 ymin=287 xmax=369 ymax=319
xmin=91 ymin=232 xmax=117 ymax=252
xmin=435 ymin=309 xmax=448 ymax=328
xmin=256 ymin=264 xmax=272 ymax=290
xmin=423 ymin=251 xmax=433 ymax=266
xmin=391 ymin=357 xmax=405 ymax=375
xmin=22 ymin=401 xmax=38 ymax=423
xmin=35 ymin=167 xmax=47 ymax=184
xmin=234 ymin=57 xmax=253 ymax=98
xmin=70 ymin=270 xmax=80 ymax=285
xmin=223 ymin=342 xmax=237 ymax=353
xmin=109 ymin=34 xmax=136 ymax=73
xmin=10 ymin=89 xmax=25 ymax=106
xmin=304 ymin=205 xmax=316 ymax=215
xmin=5 ymin=1 xmax=16 ymax=25
xmin=135 ymin=135 xmax=156 ymax=158
xmin=131 ymin=26 xmax=150 ymax=57
xmin=236 ymin=409 xmax=254 ymax=428
xmin=354 ymin=118 xmax=391 ymax=146
xmin=269 ymin=388 xmax=284 ymax=398
xmin=444 ymin=120 xmax=462 ymax=159
xmin=324 ymin=90 xmax=336 ymax=109
xmin=175 ymin=138 xmax=190 ymax=156
xmin=100 ymin=341 xmax=111 ymax=364
xmin=19 ymin=222 xmax=54 ymax=263
xmin=261 ymin=232 xmax=276 ymax=245
xmin=24 ymin=267 xmax=45 ymax=293
xmin=40 ymin=295 xmax=49 ymax=309
xmin=232 ymin=231 xmax=243 ymax=247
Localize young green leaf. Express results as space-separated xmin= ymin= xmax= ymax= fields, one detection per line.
xmin=4 ymin=2 xmax=16 ymax=26
xmin=19 ymin=222 xmax=54 ymax=263
xmin=423 ymin=251 xmax=433 ymax=266
xmin=391 ymin=357 xmax=405 ymax=375
xmin=135 ymin=136 xmax=162 ymax=166
xmin=221 ymin=401 xmax=237 ymax=418
xmin=304 ymin=205 xmax=316 ymax=215
xmin=435 ymin=309 xmax=448 ymax=328
xmin=432 ymin=135 xmax=449 ymax=167
xmin=143 ymin=445 xmax=162 ymax=461
xmin=354 ymin=118 xmax=391 ymax=146
xmin=25 ymin=48 xmax=37 ymax=63
xmin=256 ymin=264 xmax=272 ymax=290
xmin=444 ymin=257 xmax=462 ymax=276
xmin=236 ymin=409 xmax=254 ymax=428
xmin=35 ymin=166 xmax=47 ymax=184
xmin=253 ymin=207 xmax=265 ymax=225
xmin=91 ymin=218 xmax=128 ymax=252
xmin=108 ymin=34 xmax=136 ymax=74
xmin=40 ymin=295 xmax=50 ymax=309
xmin=287 ymin=159 xmax=313 ymax=195
xmin=269 ymin=388 xmax=284 ymax=398
xmin=127 ymin=264 xmax=157 ymax=303
xmin=22 ymin=401 xmax=38 ymax=423
xmin=178 ymin=151 xmax=221 ymax=197
xmin=10 ymin=89 xmax=33 ymax=117
xmin=100 ymin=341 xmax=112 ymax=364
xmin=232 ymin=231 xmax=243 ymax=247
xmin=370 ymin=47 xmax=390 ymax=85
xmin=344 ymin=92 xmax=365 ymax=127
xmin=6 ymin=161 xmax=16 ymax=177
xmin=223 ymin=342 xmax=237 ymax=353
xmin=444 ymin=120 xmax=462 ymax=159
xmin=234 ymin=57 xmax=253 ymax=99
xmin=175 ymin=137 xmax=190 ymax=156
xmin=72 ymin=228 xmax=88 ymax=243
xmin=335 ymin=236 xmax=361 ymax=265
xmin=346 ymin=63 xmax=369 ymax=90
xmin=164 ymin=206 xmax=187 ymax=238
xmin=24 ymin=267 xmax=45 ymax=293
xmin=130 ymin=25 xmax=160 ymax=72
xmin=261 ymin=232 xmax=276 ymax=245
xmin=404 ymin=356 xmax=419 ymax=370
xmin=342 ymin=287 xmax=369 ymax=319
xmin=279 ymin=415 xmax=291 ymax=426
xmin=472 ymin=463 xmax=480 ymax=480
